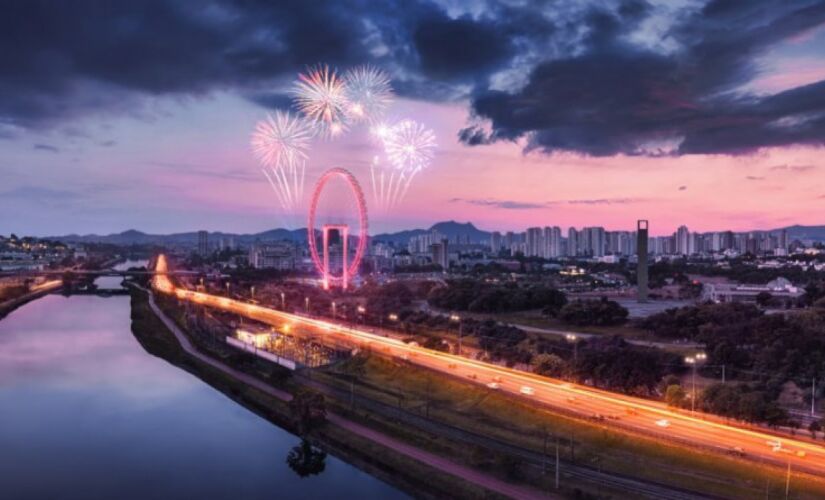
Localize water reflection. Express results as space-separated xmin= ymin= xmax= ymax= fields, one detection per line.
xmin=0 ymin=287 xmax=406 ymax=500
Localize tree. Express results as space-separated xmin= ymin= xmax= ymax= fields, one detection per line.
xmin=286 ymin=439 xmax=327 ymax=477
xmin=531 ymin=353 xmax=567 ymax=377
xmin=558 ymin=298 xmax=628 ymax=327
xmin=289 ymin=389 xmax=327 ymax=435
xmin=665 ymin=385 xmax=686 ymax=408
xmin=755 ymin=291 xmax=773 ymax=308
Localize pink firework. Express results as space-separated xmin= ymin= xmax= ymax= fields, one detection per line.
xmin=292 ymin=64 xmax=349 ymax=138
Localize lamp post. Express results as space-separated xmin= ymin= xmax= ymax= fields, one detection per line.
xmin=225 ymin=282 xmax=230 ymax=296
xmin=280 ymin=292 xmax=285 ymax=310
xmin=305 ymin=296 xmax=309 ymax=314
xmin=332 ymin=301 xmax=337 ymax=319
xmin=685 ymin=352 xmax=706 ymax=412
xmin=250 ymin=286 xmax=255 ymax=300
xmin=450 ymin=314 xmax=462 ymax=356
xmin=565 ymin=333 xmax=578 ymax=362
xmin=357 ymin=305 xmax=366 ymax=324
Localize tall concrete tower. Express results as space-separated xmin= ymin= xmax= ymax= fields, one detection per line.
xmin=637 ymin=220 xmax=649 ymax=302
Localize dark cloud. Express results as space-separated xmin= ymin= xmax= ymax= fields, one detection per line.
xmin=745 ymin=175 xmax=765 ymax=180
xmin=678 ymin=186 xmax=688 ymax=191
xmin=462 ymin=0 xmax=825 ymax=156
xmin=769 ymin=164 xmax=816 ymax=173
xmin=33 ymin=143 xmax=59 ymax=153
xmin=449 ymin=198 xmax=545 ymax=210
xmin=564 ymin=198 xmax=643 ymax=205
xmin=2 ymin=0 xmax=824 ymax=159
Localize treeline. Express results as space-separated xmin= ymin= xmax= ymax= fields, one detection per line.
xmin=427 ymin=279 xmax=567 ymax=314
xmin=639 ymin=302 xmax=825 ymax=388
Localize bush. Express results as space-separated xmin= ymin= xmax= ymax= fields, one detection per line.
xmin=558 ymin=298 xmax=628 ymax=326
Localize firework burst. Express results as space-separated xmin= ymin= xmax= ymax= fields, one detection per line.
xmin=383 ymin=119 xmax=436 ymax=173
xmin=250 ymin=111 xmax=313 ymax=167
xmin=292 ymin=64 xmax=349 ymax=138
xmin=250 ymin=111 xmax=313 ymax=213
xmin=344 ymin=65 xmax=393 ymax=123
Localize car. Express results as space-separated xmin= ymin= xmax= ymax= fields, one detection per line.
xmin=655 ymin=419 xmax=671 ymax=428
xmin=467 ymin=373 xmax=478 ymax=380
xmin=492 ymin=376 xmax=502 ymax=383
xmin=766 ymin=440 xmax=782 ymax=451
xmin=729 ymin=446 xmax=745 ymax=457
xmin=487 ymin=382 xmax=500 ymax=390
xmin=566 ymin=396 xmax=577 ymax=403
xmin=447 ymin=363 xmax=457 ymax=369
xmin=520 ymin=386 xmax=535 ymax=396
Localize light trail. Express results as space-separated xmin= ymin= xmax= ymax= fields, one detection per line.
xmin=153 ymin=255 xmax=825 ymax=478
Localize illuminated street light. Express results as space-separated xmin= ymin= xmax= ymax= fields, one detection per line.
xmin=305 ymin=297 xmax=310 ymax=314
xmin=331 ymin=301 xmax=337 ymax=319
xmin=450 ymin=314 xmax=463 ymax=356
xmin=388 ymin=313 xmax=398 ymax=322
xmin=565 ymin=333 xmax=578 ymax=362
xmin=250 ymin=286 xmax=255 ymax=299
xmin=280 ymin=292 xmax=285 ymax=310
xmin=684 ymin=354 xmax=705 ymax=413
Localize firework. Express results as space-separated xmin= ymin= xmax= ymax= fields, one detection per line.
xmin=251 ymin=111 xmax=312 ymax=213
xmin=250 ymin=111 xmax=313 ymax=168
xmin=383 ymin=119 xmax=436 ymax=173
xmin=292 ymin=65 xmax=349 ymax=138
xmin=369 ymin=120 xmax=437 ymax=210
xmin=344 ymin=65 xmax=393 ymax=123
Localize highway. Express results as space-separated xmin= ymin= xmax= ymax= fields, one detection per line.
xmin=153 ymin=255 xmax=825 ymax=479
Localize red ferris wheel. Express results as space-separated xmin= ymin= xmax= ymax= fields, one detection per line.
xmin=307 ymin=168 xmax=368 ymax=290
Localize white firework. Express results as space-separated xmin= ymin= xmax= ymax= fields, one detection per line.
xmin=292 ymin=65 xmax=349 ymax=138
xmin=344 ymin=65 xmax=393 ymax=123
xmin=250 ymin=111 xmax=312 ymax=213
xmin=383 ymin=119 xmax=436 ymax=173
xmin=250 ymin=111 xmax=313 ymax=168
xmin=370 ymin=119 xmax=437 ymax=210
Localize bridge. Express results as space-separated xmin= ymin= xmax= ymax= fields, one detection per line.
xmin=0 ymin=269 xmax=200 ymax=278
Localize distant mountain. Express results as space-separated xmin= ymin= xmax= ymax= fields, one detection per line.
xmin=779 ymin=225 xmax=825 ymax=243
xmin=372 ymin=220 xmax=490 ymax=245
xmin=48 ymin=220 xmax=492 ymax=247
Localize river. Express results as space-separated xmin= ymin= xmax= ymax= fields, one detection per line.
xmin=0 ymin=271 xmax=406 ymax=499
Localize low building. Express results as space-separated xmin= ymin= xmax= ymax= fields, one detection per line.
xmin=248 ymin=242 xmax=296 ymax=270
xmin=702 ymin=277 xmax=803 ymax=304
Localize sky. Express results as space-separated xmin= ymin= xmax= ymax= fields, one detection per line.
xmin=1 ymin=0 xmax=825 ymax=237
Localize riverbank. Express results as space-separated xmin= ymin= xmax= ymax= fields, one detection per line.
xmin=0 ymin=280 xmax=61 ymax=320
xmin=129 ymin=286 xmax=545 ymax=500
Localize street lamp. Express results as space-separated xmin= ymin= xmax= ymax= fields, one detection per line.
xmin=450 ymin=314 xmax=462 ymax=356
xmin=685 ymin=353 xmax=705 ymax=413
xmin=305 ymin=296 xmax=309 ymax=314
xmin=565 ymin=333 xmax=578 ymax=362
xmin=250 ymin=286 xmax=255 ymax=300
xmin=331 ymin=301 xmax=337 ymax=319
xmin=357 ymin=305 xmax=366 ymax=324
xmin=388 ymin=313 xmax=398 ymax=322
xmin=280 ymin=292 xmax=285 ymax=310
xmin=225 ymin=282 xmax=230 ymax=295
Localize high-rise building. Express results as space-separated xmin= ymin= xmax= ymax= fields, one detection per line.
xmin=637 ymin=220 xmax=649 ymax=302
xmin=197 ymin=230 xmax=209 ymax=256
xmin=526 ymin=227 xmax=543 ymax=257
xmin=675 ymin=225 xmax=690 ymax=255
xmin=431 ymin=239 xmax=449 ymax=270
xmin=490 ymin=231 xmax=502 ymax=252
xmin=567 ymin=228 xmax=580 ymax=257
xmin=583 ymin=227 xmax=606 ymax=257
xmin=542 ymin=226 xmax=562 ymax=258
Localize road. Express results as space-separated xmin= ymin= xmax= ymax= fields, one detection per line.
xmin=153 ymin=256 xmax=825 ymax=479
xmin=142 ymin=277 xmax=550 ymax=499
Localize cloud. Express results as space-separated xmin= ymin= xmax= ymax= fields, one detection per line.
xmin=461 ymin=0 xmax=825 ymax=156
xmin=450 ymin=196 xmax=644 ymax=208
xmin=678 ymin=185 xmax=687 ymax=191
xmin=0 ymin=186 xmax=81 ymax=202
xmin=33 ymin=143 xmax=59 ymax=153
xmin=745 ymin=175 xmax=765 ymax=181
xmin=769 ymin=164 xmax=816 ymax=173
xmin=449 ymin=198 xmax=545 ymax=210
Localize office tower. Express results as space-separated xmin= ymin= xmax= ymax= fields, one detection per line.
xmin=197 ymin=230 xmax=209 ymax=256
xmin=637 ymin=220 xmax=649 ymax=302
